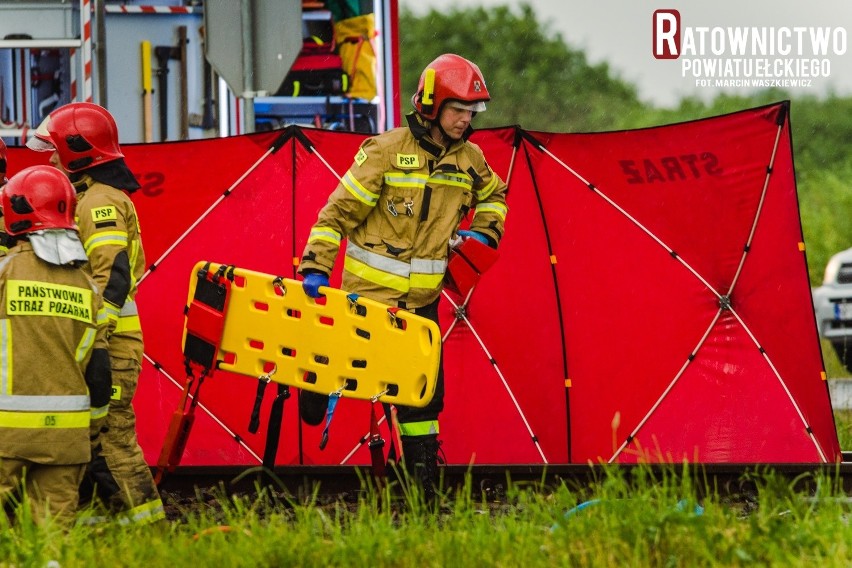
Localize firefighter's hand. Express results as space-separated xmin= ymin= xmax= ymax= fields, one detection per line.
xmin=302 ymin=272 xmax=329 ymax=298
xmin=457 ymin=230 xmax=490 ymax=246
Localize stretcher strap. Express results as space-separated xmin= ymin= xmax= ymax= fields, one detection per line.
xmin=157 ymin=265 xmax=233 ymax=484
xmin=368 ymin=401 xmax=386 ymax=478
xmin=263 ymin=383 xmax=290 ymax=468
xmin=154 ymin=368 xmax=209 ymax=485
xmin=248 ymin=378 xmax=268 ymax=434
xmin=319 ymin=392 xmax=341 ymax=450
xmin=183 ymin=263 xmax=232 ymax=370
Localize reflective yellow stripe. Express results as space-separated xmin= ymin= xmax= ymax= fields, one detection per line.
xmin=0 ymin=394 xmax=89 ymax=411
xmin=383 ymin=172 xmax=429 ymax=189
xmin=130 ymin=239 xmax=140 ymax=290
xmin=344 ymin=256 xmax=409 ymax=293
xmin=113 ymin=314 xmax=142 ymax=333
xmin=474 ymin=201 xmax=508 ymax=221
xmin=83 ymin=499 xmax=167 ymax=527
xmin=475 ymin=175 xmax=499 ymax=201
xmin=430 ymin=172 xmax=472 ymax=190
xmin=308 ymin=227 xmax=342 ymax=246
xmin=398 ymin=420 xmax=439 ymax=436
xmin=104 ymin=302 xmax=120 ymax=321
xmin=83 ymin=230 xmax=128 ymax=254
xmin=75 ymin=328 xmax=96 ymax=362
xmin=96 ymin=305 xmax=108 ymax=326
xmin=347 ymin=242 xmax=410 ymax=278
xmin=344 ymin=242 xmax=446 ymax=293
xmin=410 ymin=258 xmax=447 ymax=274
xmin=342 ymin=171 xmax=379 ymax=206
xmin=0 ymin=319 xmax=11 ymax=395
xmin=0 ymin=410 xmax=89 ymax=428
xmin=410 ymin=273 xmax=444 ymax=289
xmin=125 ymin=499 xmax=166 ymax=524
xmin=91 ymin=404 xmax=109 ymax=420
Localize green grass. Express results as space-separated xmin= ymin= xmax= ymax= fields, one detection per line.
xmin=835 ymin=410 xmax=852 ymax=450
xmin=2 ymin=467 xmax=851 ymax=567
xmin=822 ymin=339 xmax=850 ymax=379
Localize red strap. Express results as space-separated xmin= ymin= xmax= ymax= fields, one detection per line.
xmin=183 ymin=265 xmax=232 ymax=370
xmin=154 ymin=369 xmax=207 ymax=485
xmin=368 ymin=402 xmax=386 ymax=478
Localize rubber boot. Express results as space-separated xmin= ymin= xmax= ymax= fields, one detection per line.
xmin=401 ymin=434 xmax=440 ymax=503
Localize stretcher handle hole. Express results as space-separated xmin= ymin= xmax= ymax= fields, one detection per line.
xmin=355 ymin=328 xmax=370 ymax=340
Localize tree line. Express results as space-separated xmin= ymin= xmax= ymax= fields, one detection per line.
xmin=399 ymin=4 xmax=852 ymax=284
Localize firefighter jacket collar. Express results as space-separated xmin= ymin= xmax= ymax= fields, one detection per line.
xmin=28 ymin=229 xmax=88 ymax=266
xmin=69 ymin=160 xmax=140 ymax=193
xmin=405 ymin=112 xmax=474 ymax=157
xmin=71 ymin=174 xmax=94 ymax=194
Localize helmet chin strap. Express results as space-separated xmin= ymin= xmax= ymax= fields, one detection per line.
xmin=431 ymin=122 xmax=451 ymax=148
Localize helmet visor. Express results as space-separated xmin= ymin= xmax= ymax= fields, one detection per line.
xmin=26 ymin=116 xmax=56 ymax=152
xmin=447 ymin=100 xmax=487 ymax=113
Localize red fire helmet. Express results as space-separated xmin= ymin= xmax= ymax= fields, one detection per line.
xmin=2 ymin=165 xmax=78 ymax=236
xmin=412 ymin=54 xmax=490 ymax=121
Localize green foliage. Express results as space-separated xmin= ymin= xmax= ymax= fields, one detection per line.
xmin=398 ymin=4 xmax=852 ymax=285
xmin=398 ymin=4 xmax=644 ymax=132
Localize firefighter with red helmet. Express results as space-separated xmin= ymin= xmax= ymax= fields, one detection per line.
xmin=0 ymin=165 xmax=111 ymax=525
xmin=298 ymin=54 xmax=508 ymax=499
xmin=28 ymin=103 xmax=164 ymax=524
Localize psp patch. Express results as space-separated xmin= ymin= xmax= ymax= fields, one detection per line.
xmin=91 ymin=205 xmax=117 ymax=222
xmin=395 ymin=153 xmax=420 ymax=168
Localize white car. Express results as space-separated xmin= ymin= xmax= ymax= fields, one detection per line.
xmin=813 ymin=246 xmax=852 ymax=373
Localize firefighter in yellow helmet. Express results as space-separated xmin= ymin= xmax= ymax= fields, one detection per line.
xmin=0 ymin=139 xmax=12 ymax=255
xmin=298 ymin=54 xmax=508 ymax=500
xmin=28 ymin=103 xmax=164 ymax=524
xmin=0 ymin=165 xmax=111 ymax=526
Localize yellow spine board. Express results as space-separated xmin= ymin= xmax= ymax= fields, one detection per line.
xmin=182 ymin=262 xmax=441 ymax=408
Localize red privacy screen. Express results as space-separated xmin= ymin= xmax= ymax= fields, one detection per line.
xmin=6 ymin=102 xmax=839 ymax=466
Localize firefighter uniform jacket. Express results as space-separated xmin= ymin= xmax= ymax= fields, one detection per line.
xmin=0 ymin=242 xmax=109 ymax=464
xmin=74 ymin=176 xmax=145 ymax=362
xmin=299 ymin=114 xmax=508 ymax=308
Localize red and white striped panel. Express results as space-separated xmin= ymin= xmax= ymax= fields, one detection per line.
xmin=104 ymin=5 xmax=201 ymax=14
xmin=82 ymin=0 xmax=93 ymax=102
xmin=69 ymin=0 xmax=93 ymax=102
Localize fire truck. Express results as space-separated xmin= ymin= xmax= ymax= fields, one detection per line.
xmin=0 ymin=0 xmax=401 ymax=145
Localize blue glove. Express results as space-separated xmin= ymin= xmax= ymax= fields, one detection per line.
xmin=302 ymin=272 xmax=329 ymax=298
xmin=457 ymin=230 xmax=489 ymax=246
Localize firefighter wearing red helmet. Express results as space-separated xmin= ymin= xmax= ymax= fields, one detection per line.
xmin=28 ymin=103 xmax=164 ymax=524
xmin=298 ymin=54 xmax=508 ymax=500
xmin=0 ymin=165 xmax=111 ymax=526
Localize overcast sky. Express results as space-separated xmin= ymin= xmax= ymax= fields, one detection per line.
xmin=399 ymin=0 xmax=852 ymax=107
